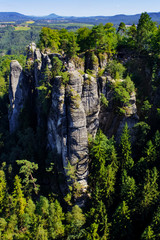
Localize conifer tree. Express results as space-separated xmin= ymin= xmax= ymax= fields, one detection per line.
xmin=119 ymin=123 xmax=134 ymax=171
xmin=16 ymin=160 xmax=39 ymax=195
xmin=86 ymin=200 xmax=110 ymax=240
xmin=112 ymin=201 xmax=133 ymax=240
xmin=150 ymin=206 xmax=160 ymax=239
xmin=120 ymin=170 xmax=137 ymax=206
xmin=48 ymin=200 xmax=65 ymax=239
xmin=141 ymin=226 xmax=155 ymax=240
xmin=12 ymin=175 xmax=26 ymax=220
xmin=90 ymin=129 xmax=118 ymax=204
xmin=0 ymin=170 xmax=7 ymax=213
xmin=66 ymin=205 xmax=86 ymax=239
xmin=140 ymin=167 xmax=159 ymax=214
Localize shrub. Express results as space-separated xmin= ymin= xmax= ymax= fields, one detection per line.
xmin=106 ymin=60 xmax=126 ymax=79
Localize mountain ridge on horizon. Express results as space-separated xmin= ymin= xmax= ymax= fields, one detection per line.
xmin=0 ymin=11 xmax=160 ymax=24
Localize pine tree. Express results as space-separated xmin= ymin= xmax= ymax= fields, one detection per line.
xmin=141 ymin=226 xmax=155 ymax=240
xmin=144 ymin=140 xmax=156 ymax=164
xmin=66 ymin=205 xmax=86 ymax=239
xmin=112 ymin=201 xmax=133 ymax=240
xmin=16 ymin=159 xmax=39 ymax=195
xmin=120 ymin=170 xmax=137 ymax=206
xmin=90 ymin=130 xmax=118 ymax=204
xmin=48 ymin=200 xmax=65 ymax=239
xmin=0 ymin=170 xmax=7 ymax=213
xmin=86 ymin=200 xmax=110 ymax=240
xmin=119 ymin=123 xmax=134 ymax=171
xmin=22 ymin=199 xmax=37 ymax=239
xmin=150 ymin=206 xmax=160 ymax=239
xmin=140 ymin=168 xmax=159 ymax=214
xmin=12 ymin=175 xmax=26 ymax=219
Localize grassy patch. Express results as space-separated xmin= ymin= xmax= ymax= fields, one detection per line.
xmin=0 ymin=21 xmax=15 ymax=23
xmin=14 ymin=26 xmax=31 ymax=31
xmin=26 ymin=21 xmax=35 ymax=24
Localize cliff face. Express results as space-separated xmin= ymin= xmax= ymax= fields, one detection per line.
xmin=8 ymin=43 xmax=138 ymax=195
xmin=99 ymin=76 xmax=138 ymax=139
xmin=9 ymin=60 xmax=25 ymax=132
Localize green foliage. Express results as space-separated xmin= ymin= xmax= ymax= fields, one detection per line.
xmin=12 ymin=175 xmax=26 ymax=218
xmin=77 ymin=27 xmax=91 ymax=52
xmin=38 ymin=27 xmax=60 ymax=52
xmin=100 ymin=93 xmax=108 ymax=108
xmin=51 ymin=56 xmax=62 ymax=77
xmin=0 ymin=170 xmax=7 ymax=213
xmin=1 ymin=12 xmax=160 ymax=240
xmin=16 ymin=160 xmax=39 ymax=195
xmin=141 ymin=226 xmax=155 ymax=240
xmin=120 ymin=170 xmax=137 ymax=205
xmin=117 ymin=22 xmax=126 ymax=34
xmin=136 ymin=12 xmax=157 ymax=52
xmin=66 ymin=32 xmax=80 ymax=58
xmin=133 ymin=122 xmax=151 ymax=156
xmin=86 ymin=200 xmax=110 ymax=240
xmin=122 ymin=75 xmax=135 ymax=94
xmin=59 ymin=28 xmax=70 ymax=53
xmin=106 ymin=60 xmax=126 ymax=79
xmin=114 ymin=82 xmax=130 ymax=105
xmin=64 ymin=162 xmax=82 ymax=205
xmin=141 ymin=100 xmax=152 ymax=120
xmin=119 ymin=123 xmax=134 ymax=171
xmin=112 ymin=201 xmax=133 ymax=240
xmin=0 ymin=55 xmax=26 ymax=97
xmin=48 ymin=200 xmax=65 ymax=239
xmin=140 ymin=168 xmax=159 ymax=213
xmin=0 ymin=26 xmax=40 ymax=55
xmin=88 ymin=23 xmax=117 ymax=55
xmin=89 ymin=130 xmax=118 ymax=204
xmin=37 ymin=64 xmax=53 ymax=116
xmin=51 ymin=56 xmax=69 ymax=84
xmin=104 ymin=22 xmax=118 ymax=56
xmin=61 ymin=71 xmax=69 ymax=85
xmin=149 ymin=206 xmax=160 ymax=239
xmin=66 ymin=205 xmax=86 ymax=239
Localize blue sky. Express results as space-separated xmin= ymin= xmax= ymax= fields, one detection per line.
xmin=1 ymin=0 xmax=160 ymax=16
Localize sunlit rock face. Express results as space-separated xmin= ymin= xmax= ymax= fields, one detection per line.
xmin=9 ymin=60 xmax=24 ymax=133
xmin=8 ymin=43 xmax=139 ymax=203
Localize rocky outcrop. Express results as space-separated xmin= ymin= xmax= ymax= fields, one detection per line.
xmin=99 ymin=77 xmax=139 ymax=139
xmin=85 ymin=51 xmax=99 ymax=73
xmin=82 ymin=74 xmax=100 ymax=137
xmin=8 ymin=43 xmax=139 ymax=199
xmin=48 ymin=68 xmax=89 ymax=191
xmin=9 ymin=61 xmax=24 ymax=132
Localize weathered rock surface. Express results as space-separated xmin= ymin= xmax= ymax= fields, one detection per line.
xmin=8 ymin=43 xmax=139 ymax=198
xmin=82 ymin=74 xmax=100 ymax=137
xmin=85 ymin=51 xmax=99 ymax=73
xmin=9 ymin=60 xmax=24 ymax=132
xmin=99 ymin=77 xmax=139 ymax=139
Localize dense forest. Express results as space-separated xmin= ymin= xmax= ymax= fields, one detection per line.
xmin=1 ymin=12 xmax=160 ymax=239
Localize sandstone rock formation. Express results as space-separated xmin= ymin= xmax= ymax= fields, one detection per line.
xmin=9 ymin=60 xmax=24 ymax=132
xmin=8 ymin=43 xmax=139 ymax=199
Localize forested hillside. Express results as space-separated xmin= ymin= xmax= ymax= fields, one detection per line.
xmin=0 ymin=12 xmax=160 ymax=239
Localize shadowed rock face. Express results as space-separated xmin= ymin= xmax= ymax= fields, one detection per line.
xmin=8 ymin=43 xmax=139 ymax=200
xmin=47 ymin=69 xmax=91 ymax=192
xmin=9 ymin=61 xmax=24 ymax=133
xmin=82 ymin=74 xmax=100 ymax=138
xmin=99 ymin=77 xmax=139 ymax=139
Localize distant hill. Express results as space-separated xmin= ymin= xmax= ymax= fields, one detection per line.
xmin=0 ymin=12 xmax=30 ymax=22
xmin=41 ymin=13 xmax=61 ymax=19
xmin=0 ymin=11 xmax=160 ymax=24
xmin=64 ymin=12 xmax=160 ymax=25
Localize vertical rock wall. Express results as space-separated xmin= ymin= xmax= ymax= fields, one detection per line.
xmin=9 ymin=44 xmax=139 ymax=197
xmin=9 ymin=61 xmax=24 ymax=133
